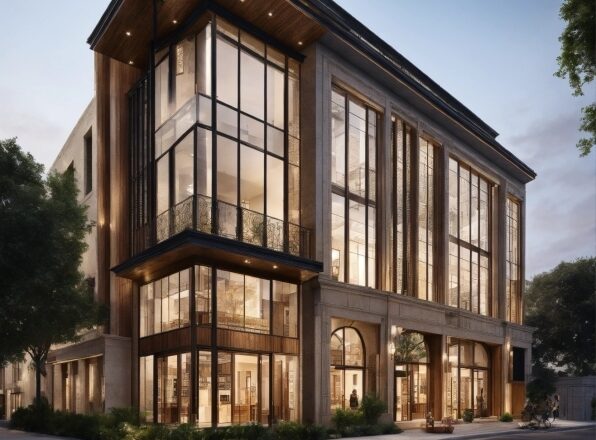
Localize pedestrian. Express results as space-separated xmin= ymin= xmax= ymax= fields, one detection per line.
xmin=349 ymin=389 xmax=359 ymax=409
xmin=552 ymin=394 xmax=560 ymax=421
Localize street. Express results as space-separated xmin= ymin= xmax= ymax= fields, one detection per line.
xmin=481 ymin=426 xmax=596 ymax=439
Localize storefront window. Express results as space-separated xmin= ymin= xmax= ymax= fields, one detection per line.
xmin=197 ymin=351 xmax=212 ymax=427
xmin=330 ymin=327 xmax=365 ymax=410
xmin=394 ymin=332 xmax=429 ymax=421
xmin=140 ymin=356 xmax=153 ymax=422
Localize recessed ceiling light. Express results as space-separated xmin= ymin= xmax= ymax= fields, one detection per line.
xmin=298 ymin=41 xmax=303 ymax=46
xmin=128 ymin=60 xmax=134 ymax=65
xmin=273 ymin=265 xmax=278 ymax=269
xmin=268 ymin=11 xmax=273 ymax=17
xmin=172 ymin=19 xmax=178 ymax=24
xmin=244 ymin=259 xmax=251 ymax=264
xmin=125 ymin=31 xmax=132 ymax=37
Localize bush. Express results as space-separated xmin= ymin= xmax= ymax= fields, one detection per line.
xmin=360 ymin=394 xmax=386 ymax=426
xmin=499 ymin=412 xmax=513 ymax=422
xmin=331 ymin=408 xmax=365 ymax=433
xmin=462 ymin=408 xmax=474 ymax=423
xmin=271 ymin=421 xmax=327 ymax=440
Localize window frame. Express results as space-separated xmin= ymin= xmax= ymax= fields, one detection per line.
xmin=330 ymin=86 xmax=379 ymax=288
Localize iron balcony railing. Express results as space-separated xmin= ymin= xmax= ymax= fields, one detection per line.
xmin=149 ymin=194 xmax=311 ymax=259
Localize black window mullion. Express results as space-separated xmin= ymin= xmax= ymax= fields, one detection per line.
xmin=211 ymin=20 xmax=218 ymax=235
xmin=344 ymin=95 xmax=349 ymax=283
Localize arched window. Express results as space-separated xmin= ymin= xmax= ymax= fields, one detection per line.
xmin=330 ymin=327 xmax=365 ymax=410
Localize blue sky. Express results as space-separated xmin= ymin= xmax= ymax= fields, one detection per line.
xmin=0 ymin=0 xmax=594 ymax=277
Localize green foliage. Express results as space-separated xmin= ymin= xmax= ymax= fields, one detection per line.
xmin=360 ymin=394 xmax=386 ymax=425
xmin=526 ymin=364 xmax=557 ymax=404
xmin=0 ymin=138 xmax=103 ymax=402
xmin=331 ymin=408 xmax=365 ymax=433
xmin=525 ymin=258 xmax=596 ymax=376
xmin=462 ymin=408 xmax=474 ymax=423
xmin=499 ymin=412 xmax=514 ymax=422
xmin=555 ymin=0 xmax=596 ymax=156
xmin=271 ymin=421 xmax=327 ymax=440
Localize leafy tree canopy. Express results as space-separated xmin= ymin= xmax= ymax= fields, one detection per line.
xmin=525 ymin=257 xmax=596 ymax=376
xmin=0 ymin=138 xmax=103 ymax=401
xmin=555 ymin=0 xmax=596 ymax=156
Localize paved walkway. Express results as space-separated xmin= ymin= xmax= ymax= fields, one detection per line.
xmin=343 ymin=419 xmax=596 ymax=439
xmin=0 ymin=420 xmax=595 ymax=440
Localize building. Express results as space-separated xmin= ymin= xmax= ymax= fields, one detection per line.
xmin=10 ymin=0 xmax=537 ymax=426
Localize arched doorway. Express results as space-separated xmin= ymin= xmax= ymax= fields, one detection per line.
xmin=393 ymin=332 xmax=430 ymax=421
xmin=330 ymin=327 xmax=365 ymax=410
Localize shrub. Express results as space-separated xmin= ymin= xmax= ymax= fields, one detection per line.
xmin=499 ymin=412 xmax=513 ymax=422
xmin=462 ymin=408 xmax=474 ymax=423
xmin=360 ymin=394 xmax=386 ymax=426
xmin=331 ymin=408 xmax=365 ymax=433
xmin=271 ymin=421 xmax=326 ymax=440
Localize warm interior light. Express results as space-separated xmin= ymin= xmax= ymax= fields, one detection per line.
xmin=268 ymin=11 xmax=273 ymax=17
xmin=273 ymin=265 xmax=278 ymax=269
xmin=128 ymin=60 xmax=134 ymax=65
xmin=298 ymin=41 xmax=303 ymax=46
xmin=125 ymin=31 xmax=132 ymax=37
xmin=172 ymin=19 xmax=178 ymax=24
xmin=244 ymin=259 xmax=251 ymax=264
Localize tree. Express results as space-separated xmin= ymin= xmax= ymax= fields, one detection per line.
xmin=0 ymin=138 xmax=103 ymax=403
xmin=555 ymin=0 xmax=596 ymax=156
xmin=525 ymin=257 xmax=596 ymax=376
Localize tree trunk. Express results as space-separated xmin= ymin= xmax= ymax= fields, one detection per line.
xmin=35 ymin=360 xmax=41 ymax=404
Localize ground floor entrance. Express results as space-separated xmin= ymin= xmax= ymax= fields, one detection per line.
xmin=394 ymin=363 xmax=429 ymax=421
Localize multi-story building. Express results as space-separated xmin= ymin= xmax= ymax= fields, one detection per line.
xmin=19 ymin=0 xmax=536 ymax=426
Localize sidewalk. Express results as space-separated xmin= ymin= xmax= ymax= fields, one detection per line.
xmin=343 ymin=419 xmax=596 ymax=439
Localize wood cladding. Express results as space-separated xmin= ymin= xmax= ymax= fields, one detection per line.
xmin=139 ymin=327 xmax=298 ymax=356
xmin=91 ymin=0 xmax=325 ymax=69
xmin=95 ymin=52 xmax=141 ymax=337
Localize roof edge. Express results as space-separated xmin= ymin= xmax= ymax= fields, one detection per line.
xmin=87 ymin=0 xmax=123 ymax=48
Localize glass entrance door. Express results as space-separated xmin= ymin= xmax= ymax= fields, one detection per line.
xmin=394 ymin=364 xmax=428 ymax=421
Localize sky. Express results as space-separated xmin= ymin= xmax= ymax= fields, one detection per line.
xmin=0 ymin=0 xmax=594 ymax=278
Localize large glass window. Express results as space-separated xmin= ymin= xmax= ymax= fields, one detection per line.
xmin=417 ymin=137 xmax=435 ymax=301
xmin=157 ymin=353 xmax=191 ymax=424
xmin=216 ymin=270 xmax=270 ymax=334
xmin=330 ymin=327 xmax=365 ymax=410
xmin=330 ymin=89 xmax=377 ymax=288
xmin=448 ymin=159 xmax=491 ymax=315
xmin=391 ymin=117 xmax=414 ymax=294
xmin=150 ymin=18 xmax=302 ymax=256
xmin=140 ymin=268 xmax=191 ymax=337
xmin=506 ymin=198 xmax=521 ymax=323
xmin=197 ymin=351 xmax=212 ymax=427
xmin=141 ymin=266 xmax=296 ymax=338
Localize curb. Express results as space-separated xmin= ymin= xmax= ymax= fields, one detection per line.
xmin=446 ymin=423 xmax=596 ymax=439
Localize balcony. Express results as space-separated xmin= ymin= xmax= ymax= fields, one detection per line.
xmin=144 ymin=194 xmax=311 ymax=259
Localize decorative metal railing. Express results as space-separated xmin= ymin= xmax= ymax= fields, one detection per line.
xmin=150 ymin=194 xmax=311 ymax=259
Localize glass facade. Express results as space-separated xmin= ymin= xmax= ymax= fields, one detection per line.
xmin=448 ymin=159 xmax=491 ymax=315
xmin=506 ymin=198 xmax=521 ymax=323
xmin=331 ymin=89 xmax=378 ymax=288
xmin=139 ymin=264 xmax=299 ymax=426
xmin=145 ymin=17 xmax=305 ymax=256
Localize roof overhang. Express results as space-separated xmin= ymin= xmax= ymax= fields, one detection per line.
xmin=112 ymin=229 xmax=323 ymax=284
